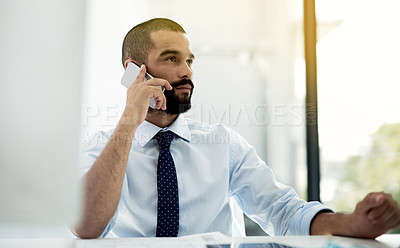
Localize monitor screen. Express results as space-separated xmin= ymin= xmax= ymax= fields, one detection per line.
xmin=0 ymin=0 xmax=85 ymax=237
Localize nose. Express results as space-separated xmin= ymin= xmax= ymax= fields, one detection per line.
xmin=178 ymin=62 xmax=193 ymax=79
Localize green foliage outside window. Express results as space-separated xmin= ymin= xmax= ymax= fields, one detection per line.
xmin=333 ymin=123 xmax=400 ymax=234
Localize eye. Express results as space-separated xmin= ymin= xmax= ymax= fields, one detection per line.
xmin=167 ymin=57 xmax=176 ymax=62
xmin=186 ymin=59 xmax=193 ymax=66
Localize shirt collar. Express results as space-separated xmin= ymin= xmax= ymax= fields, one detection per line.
xmin=134 ymin=114 xmax=191 ymax=147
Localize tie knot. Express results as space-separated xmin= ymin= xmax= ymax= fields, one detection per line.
xmin=156 ymin=131 xmax=174 ymax=149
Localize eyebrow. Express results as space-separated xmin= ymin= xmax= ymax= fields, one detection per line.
xmin=159 ymin=49 xmax=195 ymax=60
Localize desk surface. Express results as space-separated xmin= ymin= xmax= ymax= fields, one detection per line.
xmin=0 ymin=233 xmax=399 ymax=248
xmin=234 ymin=235 xmax=400 ymax=248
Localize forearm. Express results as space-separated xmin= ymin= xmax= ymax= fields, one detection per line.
xmin=75 ymin=110 xmax=139 ymax=238
xmin=310 ymin=212 xmax=352 ymax=236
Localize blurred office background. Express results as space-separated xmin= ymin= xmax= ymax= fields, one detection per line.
xmin=81 ymin=0 xmax=400 ymax=235
xmin=1 ymin=0 xmax=399 ymax=237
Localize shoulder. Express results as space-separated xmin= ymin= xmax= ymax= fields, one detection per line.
xmin=81 ymin=128 xmax=115 ymax=150
xmin=186 ymin=118 xmax=232 ymax=135
xmin=185 ymin=118 xmax=245 ymax=144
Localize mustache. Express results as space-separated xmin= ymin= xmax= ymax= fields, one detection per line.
xmin=170 ymin=78 xmax=194 ymax=90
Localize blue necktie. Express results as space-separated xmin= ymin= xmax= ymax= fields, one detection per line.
xmin=155 ymin=131 xmax=179 ymax=237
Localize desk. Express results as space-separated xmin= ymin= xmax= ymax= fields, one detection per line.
xmin=0 ymin=233 xmax=399 ymax=248
xmin=233 ymin=235 xmax=400 ymax=248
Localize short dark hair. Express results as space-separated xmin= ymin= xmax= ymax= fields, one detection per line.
xmin=122 ymin=18 xmax=186 ymax=67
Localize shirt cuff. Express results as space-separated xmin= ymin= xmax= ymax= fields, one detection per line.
xmin=287 ymin=201 xmax=333 ymax=236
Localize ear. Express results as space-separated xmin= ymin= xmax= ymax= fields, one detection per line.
xmin=124 ymin=59 xmax=141 ymax=69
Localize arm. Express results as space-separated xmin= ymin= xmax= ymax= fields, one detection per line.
xmin=74 ymin=65 xmax=172 ymax=238
xmin=311 ymin=192 xmax=400 ymax=239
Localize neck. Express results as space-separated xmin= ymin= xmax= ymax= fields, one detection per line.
xmin=145 ymin=109 xmax=179 ymax=128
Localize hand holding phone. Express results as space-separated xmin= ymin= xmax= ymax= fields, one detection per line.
xmin=121 ymin=62 xmax=165 ymax=109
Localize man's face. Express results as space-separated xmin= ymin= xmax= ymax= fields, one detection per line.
xmin=145 ymin=30 xmax=195 ymax=114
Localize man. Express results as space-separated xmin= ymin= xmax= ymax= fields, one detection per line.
xmin=75 ymin=18 xmax=400 ymax=239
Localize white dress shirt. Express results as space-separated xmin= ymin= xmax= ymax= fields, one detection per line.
xmin=79 ymin=114 xmax=332 ymax=237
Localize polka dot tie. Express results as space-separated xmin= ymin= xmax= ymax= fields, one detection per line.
xmin=155 ymin=131 xmax=179 ymax=237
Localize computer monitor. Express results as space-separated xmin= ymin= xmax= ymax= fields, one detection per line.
xmin=0 ymin=0 xmax=85 ymax=237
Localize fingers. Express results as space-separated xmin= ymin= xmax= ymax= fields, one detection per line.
xmin=148 ymin=86 xmax=167 ymax=110
xmin=127 ymin=64 xmax=172 ymax=110
xmin=367 ymin=194 xmax=400 ymax=228
xmin=135 ymin=64 xmax=147 ymax=83
xmin=144 ymin=79 xmax=172 ymax=90
xmin=368 ymin=200 xmax=389 ymax=221
xmin=372 ymin=209 xmax=400 ymax=228
xmin=357 ymin=192 xmax=386 ymax=214
xmin=134 ymin=65 xmax=173 ymax=90
xmin=136 ymin=66 xmax=171 ymax=110
xmin=367 ymin=193 xmax=391 ymax=219
xmin=389 ymin=212 xmax=400 ymax=228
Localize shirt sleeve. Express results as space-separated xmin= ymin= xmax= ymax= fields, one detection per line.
xmin=78 ymin=129 xmax=119 ymax=238
xmin=226 ymin=127 xmax=332 ymax=236
xmin=287 ymin=201 xmax=333 ymax=235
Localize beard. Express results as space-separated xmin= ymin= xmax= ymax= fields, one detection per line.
xmin=163 ymin=78 xmax=194 ymax=115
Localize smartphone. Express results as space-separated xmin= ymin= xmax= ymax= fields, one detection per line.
xmin=121 ymin=62 xmax=164 ymax=109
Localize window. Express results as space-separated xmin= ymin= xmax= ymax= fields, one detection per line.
xmin=317 ymin=0 xmax=400 ymax=233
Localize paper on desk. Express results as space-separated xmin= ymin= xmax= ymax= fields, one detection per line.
xmin=322 ymin=237 xmax=394 ymax=248
xmin=76 ymin=232 xmax=232 ymax=248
